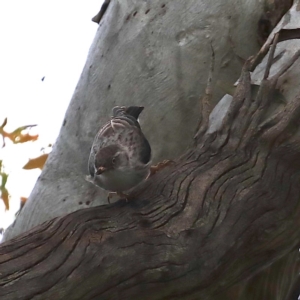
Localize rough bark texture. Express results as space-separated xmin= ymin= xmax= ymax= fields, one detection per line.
xmin=1 ymin=31 xmax=300 ymax=299
xmin=2 ymin=1 xmax=299 ymax=300
xmin=3 ymin=0 xmax=267 ymax=241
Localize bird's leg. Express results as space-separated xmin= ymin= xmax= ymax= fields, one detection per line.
xmin=107 ymin=192 xmax=114 ymax=204
xmin=107 ymin=192 xmax=129 ymax=203
xmin=149 ymin=160 xmax=174 ymax=177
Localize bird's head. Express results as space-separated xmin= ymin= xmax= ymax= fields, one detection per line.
xmin=95 ymin=144 xmax=128 ymax=175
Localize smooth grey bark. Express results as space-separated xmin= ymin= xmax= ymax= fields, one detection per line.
xmin=1 ymin=34 xmax=300 ymax=299
xmin=1 ymin=1 xmax=300 ymax=299
xmin=4 ymin=0 xmax=265 ymax=240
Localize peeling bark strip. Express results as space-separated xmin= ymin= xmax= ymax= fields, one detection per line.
xmin=1 ymin=34 xmax=300 ymax=300
xmin=92 ymin=0 xmax=111 ymax=24
xmin=257 ymin=0 xmax=293 ymax=45
xmin=251 ymin=28 xmax=300 ymax=72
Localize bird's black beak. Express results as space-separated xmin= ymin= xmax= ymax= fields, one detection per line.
xmin=96 ymin=167 xmax=107 ymax=175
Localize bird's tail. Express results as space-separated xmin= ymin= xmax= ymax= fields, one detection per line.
xmin=125 ymin=106 xmax=144 ymax=120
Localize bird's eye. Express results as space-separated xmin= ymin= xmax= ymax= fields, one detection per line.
xmin=112 ymin=157 xmax=116 ymax=164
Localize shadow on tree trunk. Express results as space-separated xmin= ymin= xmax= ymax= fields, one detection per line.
xmin=1 ymin=30 xmax=300 ymax=300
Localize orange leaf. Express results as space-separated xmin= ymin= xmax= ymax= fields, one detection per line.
xmin=23 ymin=153 xmax=49 ymax=170
xmin=20 ymin=196 xmax=27 ymax=204
xmin=0 ymin=118 xmax=38 ymax=146
xmin=1 ymin=188 xmax=9 ymax=210
xmin=20 ymin=196 xmax=27 ymax=210
xmin=14 ymin=133 xmax=39 ymax=143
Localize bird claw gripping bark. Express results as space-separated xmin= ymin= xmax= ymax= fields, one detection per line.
xmin=107 ymin=192 xmax=129 ymax=203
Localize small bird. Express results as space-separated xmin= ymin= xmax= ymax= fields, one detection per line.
xmin=86 ymin=106 xmax=151 ymax=201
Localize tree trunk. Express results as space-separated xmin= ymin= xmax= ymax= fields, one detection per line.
xmin=1 ymin=23 xmax=300 ymax=298
xmin=2 ymin=1 xmax=299 ymax=299
xmin=3 ymin=0 xmax=267 ymax=241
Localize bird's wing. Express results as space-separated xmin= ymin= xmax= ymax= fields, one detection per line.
xmin=88 ymin=116 xmax=135 ymax=176
xmin=110 ymin=115 xmax=151 ymax=165
xmin=115 ymin=124 xmax=151 ymax=166
xmin=88 ymin=111 xmax=151 ymax=176
xmin=88 ymin=120 xmax=114 ymax=176
xmin=139 ymin=135 xmax=151 ymax=164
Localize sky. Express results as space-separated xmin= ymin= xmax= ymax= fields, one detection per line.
xmin=0 ymin=0 xmax=103 ymax=232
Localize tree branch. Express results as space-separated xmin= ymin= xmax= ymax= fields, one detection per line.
xmin=0 ymin=13 xmax=300 ymax=300
xmin=1 ymin=26 xmax=300 ymax=300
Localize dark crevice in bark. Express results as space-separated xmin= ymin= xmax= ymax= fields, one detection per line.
xmin=1 ymin=28 xmax=300 ymax=299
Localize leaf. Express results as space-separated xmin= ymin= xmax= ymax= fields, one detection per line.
xmin=23 ymin=153 xmax=49 ymax=170
xmin=0 ymin=118 xmax=8 ymax=128
xmin=14 ymin=133 xmax=39 ymax=143
xmin=20 ymin=197 xmax=27 ymax=204
xmin=15 ymin=197 xmax=28 ymax=217
xmin=1 ymin=188 xmax=9 ymax=210
xmin=0 ymin=118 xmax=38 ymax=147
xmin=20 ymin=196 xmax=27 ymax=210
xmin=9 ymin=125 xmax=38 ymax=144
xmin=0 ymin=163 xmax=9 ymax=210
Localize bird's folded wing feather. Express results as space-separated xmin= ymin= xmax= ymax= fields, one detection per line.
xmin=88 ymin=115 xmax=150 ymax=176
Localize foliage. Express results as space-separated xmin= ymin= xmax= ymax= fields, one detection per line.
xmin=0 ymin=118 xmax=48 ymax=210
xmin=0 ymin=161 xmax=9 ymax=210
xmin=23 ymin=153 xmax=49 ymax=170
xmin=0 ymin=118 xmax=38 ymax=147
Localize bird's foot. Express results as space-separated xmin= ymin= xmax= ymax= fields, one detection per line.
xmin=107 ymin=192 xmax=129 ymax=203
xmin=149 ymin=160 xmax=174 ymax=177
